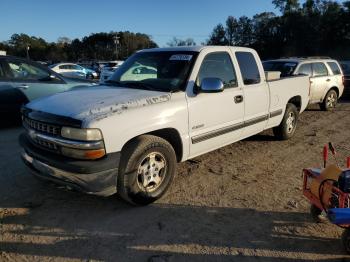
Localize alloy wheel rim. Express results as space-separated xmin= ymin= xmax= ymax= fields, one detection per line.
xmin=327 ymin=93 xmax=336 ymax=108
xmin=137 ymin=152 xmax=167 ymax=192
xmin=286 ymin=112 xmax=295 ymax=133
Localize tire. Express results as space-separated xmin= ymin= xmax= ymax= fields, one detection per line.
xmin=342 ymin=228 xmax=350 ymax=254
xmin=273 ymin=103 xmax=299 ymax=140
xmin=320 ymin=89 xmax=338 ymax=111
xmin=117 ymin=135 xmax=177 ymax=205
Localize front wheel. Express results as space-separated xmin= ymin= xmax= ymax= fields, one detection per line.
xmin=117 ymin=135 xmax=177 ymax=205
xmin=320 ymin=89 xmax=338 ymax=111
xmin=273 ymin=103 xmax=299 ymax=140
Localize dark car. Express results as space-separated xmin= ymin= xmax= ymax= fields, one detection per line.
xmin=340 ymin=61 xmax=350 ymax=86
xmin=0 ymin=55 xmax=95 ymax=117
xmin=340 ymin=61 xmax=350 ymax=99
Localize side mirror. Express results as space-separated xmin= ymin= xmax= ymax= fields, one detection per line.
xmin=200 ymin=77 xmax=224 ymax=93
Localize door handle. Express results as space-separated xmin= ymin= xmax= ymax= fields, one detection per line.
xmin=234 ymin=95 xmax=244 ymax=103
xmin=16 ymin=84 xmax=29 ymax=90
xmin=326 ymin=79 xmax=331 ymax=82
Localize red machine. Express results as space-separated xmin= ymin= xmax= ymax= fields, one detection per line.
xmin=302 ymin=143 xmax=350 ymax=253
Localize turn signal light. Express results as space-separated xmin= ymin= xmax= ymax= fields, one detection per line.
xmin=84 ymin=149 xmax=106 ymax=160
xmin=61 ymin=147 xmax=106 ymax=160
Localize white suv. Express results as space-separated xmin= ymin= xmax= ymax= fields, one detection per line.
xmin=263 ymin=58 xmax=344 ymax=110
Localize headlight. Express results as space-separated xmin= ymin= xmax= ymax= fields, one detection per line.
xmin=61 ymin=127 xmax=103 ymax=141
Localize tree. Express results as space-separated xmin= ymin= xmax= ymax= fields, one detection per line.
xmin=57 ymin=37 xmax=72 ymax=46
xmin=207 ymin=24 xmax=228 ymax=45
xmin=273 ymin=0 xmax=300 ymax=13
xmin=167 ymin=37 xmax=196 ymax=47
xmin=235 ymin=16 xmax=254 ymax=46
xmin=225 ymin=16 xmax=239 ymax=46
xmin=204 ymin=0 xmax=350 ymax=59
xmin=0 ymin=31 xmax=158 ymax=62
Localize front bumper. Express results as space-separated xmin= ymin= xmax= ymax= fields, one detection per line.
xmin=20 ymin=133 xmax=120 ymax=196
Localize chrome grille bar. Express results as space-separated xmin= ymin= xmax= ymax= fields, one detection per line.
xmin=24 ymin=117 xmax=60 ymax=136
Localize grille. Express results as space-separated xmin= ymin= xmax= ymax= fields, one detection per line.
xmin=24 ymin=117 xmax=60 ymax=136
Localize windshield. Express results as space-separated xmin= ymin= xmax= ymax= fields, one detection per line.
xmin=108 ymin=51 xmax=198 ymax=92
xmin=263 ymin=61 xmax=298 ymax=77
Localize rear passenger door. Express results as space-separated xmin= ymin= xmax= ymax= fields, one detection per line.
xmin=310 ymin=62 xmax=330 ymax=103
xmin=235 ymin=51 xmax=269 ymax=138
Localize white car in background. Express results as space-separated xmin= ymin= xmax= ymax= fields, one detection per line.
xmin=50 ymin=63 xmax=98 ymax=80
xmin=99 ymin=61 xmax=124 ymax=83
xmin=263 ymin=58 xmax=344 ymax=110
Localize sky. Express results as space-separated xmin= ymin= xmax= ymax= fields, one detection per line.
xmin=1 ymin=0 xmax=279 ymax=47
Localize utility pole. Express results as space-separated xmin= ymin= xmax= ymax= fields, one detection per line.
xmin=26 ymin=45 xmax=30 ymax=60
xmin=114 ymin=34 xmax=120 ymax=60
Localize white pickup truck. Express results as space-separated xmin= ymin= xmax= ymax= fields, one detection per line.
xmin=20 ymin=46 xmax=310 ymax=205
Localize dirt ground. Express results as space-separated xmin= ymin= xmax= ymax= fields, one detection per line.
xmin=1 ymin=102 xmax=350 ymax=262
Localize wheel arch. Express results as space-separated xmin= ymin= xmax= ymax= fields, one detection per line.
xmin=324 ymin=86 xmax=339 ymax=100
xmin=121 ymin=128 xmax=183 ymax=163
xmin=287 ymin=95 xmax=302 ymax=111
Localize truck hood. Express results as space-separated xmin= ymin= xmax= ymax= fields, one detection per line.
xmin=27 ymin=86 xmax=172 ymax=122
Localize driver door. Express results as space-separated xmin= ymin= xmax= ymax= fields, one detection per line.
xmin=186 ymin=49 xmax=245 ymax=157
xmin=6 ymin=58 xmax=67 ymax=101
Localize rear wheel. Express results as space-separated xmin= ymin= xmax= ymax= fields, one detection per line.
xmin=320 ymin=89 xmax=338 ymax=111
xmin=117 ymin=135 xmax=176 ymax=205
xmin=273 ymin=103 xmax=298 ymax=140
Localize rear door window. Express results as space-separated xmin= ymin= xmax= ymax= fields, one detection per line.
xmin=327 ymin=62 xmax=341 ymax=75
xmin=297 ymin=63 xmax=312 ymax=76
xmin=312 ymin=63 xmax=328 ymax=77
xmin=236 ymin=52 xmax=261 ymax=85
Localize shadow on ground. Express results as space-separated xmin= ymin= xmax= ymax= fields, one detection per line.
xmin=0 ymin=191 xmax=347 ymax=261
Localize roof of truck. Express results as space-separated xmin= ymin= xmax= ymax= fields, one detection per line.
xmin=140 ymin=46 xmax=254 ymax=53
xmin=140 ymin=46 xmax=206 ymax=52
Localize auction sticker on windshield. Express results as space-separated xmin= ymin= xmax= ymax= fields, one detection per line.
xmin=169 ymin=54 xmax=193 ymax=61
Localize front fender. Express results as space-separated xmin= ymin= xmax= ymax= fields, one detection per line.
xmin=85 ymin=92 xmax=190 ymax=159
